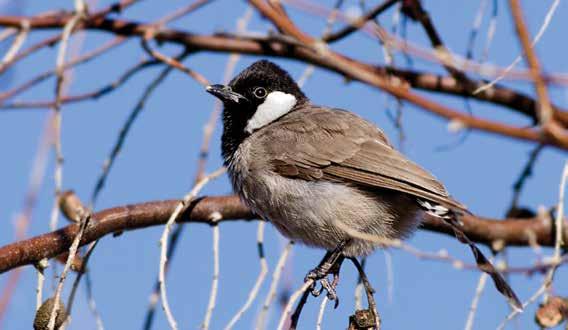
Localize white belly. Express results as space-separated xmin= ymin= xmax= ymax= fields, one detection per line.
xmin=227 ymin=141 xmax=421 ymax=257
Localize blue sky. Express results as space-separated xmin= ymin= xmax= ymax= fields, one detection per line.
xmin=1 ymin=0 xmax=567 ymax=329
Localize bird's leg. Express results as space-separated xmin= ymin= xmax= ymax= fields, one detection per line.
xmin=349 ymin=257 xmax=380 ymax=329
xmin=305 ymin=240 xmax=349 ymax=280
xmin=324 ymin=255 xmax=344 ymax=307
xmin=305 ymin=240 xmax=349 ymax=301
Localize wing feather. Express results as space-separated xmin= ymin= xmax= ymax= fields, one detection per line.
xmin=261 ymin=105 xmax=466 ymax=211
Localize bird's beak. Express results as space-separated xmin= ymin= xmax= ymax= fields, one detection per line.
xmin=206 ymin=84 xmax=248 ymax=104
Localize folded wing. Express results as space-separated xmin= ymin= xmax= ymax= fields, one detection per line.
xmin=262 ymin=105 xmax=466 ymax=212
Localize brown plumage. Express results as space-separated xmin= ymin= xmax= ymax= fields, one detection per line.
xmin=206 ymin=59 xmax=522 ymax=313
xmin=266 ymin=104 xmax=466 ymax=212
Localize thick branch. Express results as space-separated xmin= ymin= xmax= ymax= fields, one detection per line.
xmin=0 ymin=195 xmax=566 ymax=274
xmin=509 ymin=0 xmax=552 ymax=125
xmin=247 ymin=0 xmax=568 ymax=149
xmin=1 ymin=13 xmax=567 ymax=149
xmin=388 ymin=68 xmax=568 ymax=125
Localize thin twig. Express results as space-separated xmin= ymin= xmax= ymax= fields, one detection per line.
xmin=158 ymin=167 xmax=226 ymax=330
xmin=402 ymin=0 xmax=471 ymax=84
xmin=0 ymin=27 xmax=17 ymax=42
xmin=481 ymin=0 xmax=498 ymax=63
xmin=201 ymin=212 xmax=222 ymax=330
xmin=141 ymin=1 xmax=212 ymax=86
xmin=508 ymin=0 xmax=553 ymax=126
xmin=350 ymin=257 xmax=380 ymax=328
xmin=497 ymin=162 xmax=568 ymax=329
xmin=276 ymin=280 xmax=313 ymax=330
xmin=0 ymin=19 xmax=29 ymax=66
xmin=354 ymin=257 xmax=370 ymax=311
xmin=335 ymin=216 xmax=523 ymax=311
xmin=47 ymin=3 xmax=88 ymax=328
xmin=552 ymin=163 xmax=567 ymax=264
xmin=0 ymin=33 xmax=61 ymax=75
xmin=196 ymin=6 xmax=252 ymax=181
xmin=0 ymin=117 xmax=52 ymax=324
xmin=285 ymin=0 xmax=568 ymax=85
xmin=315 ymin=296 xmax=329 ymax=330
xmin=510 ymin=144 xmax=544 ymax=211
xmin=464 ymin=268 xmax=489 ymax=330
xmin=0 ymin=0 xmax=209 ymax=105
xmin=63 ymin=58 xmax=184 ymax=328
xmin=145 ymin=7 xmax=248 ymax=328
xmin=474 ymin=0 xmax=560 ymax=95
xmin=0 ymin=0 xmax=140 ymax=74
xmin=289 ymin=287 xmax=311 ymax=330
xmin=295 ymin=0 xmax=343 ymax=89
xmin=464 ymin=0 xmax=487 ymax=62
xmin=48 ymin=0 xmax=86 ymax=233
xmin=141 ymin=6 xmax=249 ymax=322
xmin=322 ymin=0 xmax=399 ymax=43
xmin=35 ymin=259 xmax=49 ymax=311
xmin=4 ymin=0 xmax=567 ymax=87
xmin=155 ymin=0 xmax=215 ymax=27
xmin=224 ymin=222 xmax=268 ymax=330
xmin=3 ymin=6 xmax=568 ymax=144
xmin=90 ymin=56 xmax=183 ymax=206
xmin=85 ymin=268 xmax=105 ymax=330
xmin=141 ymin=36 xmax=209 ymax=86
xmin=256 ymin=241 xmax=293 ymax=330
xmin=66 ymin=239 xmax=101 ymax=319
xmin=0 ymin=59 xmax=161 ymax=110
xmin=385 ymin=2 xmax=406 ymax=149
xmin=0 ymin=37 xmax=126 ymax=104
xmin=64 ymin=238 xmax=106 ymax=330
xmin=47 ymin=212 xmax=91 ymax=330
xmin=354 ymin=281 xmax=364 ymax=311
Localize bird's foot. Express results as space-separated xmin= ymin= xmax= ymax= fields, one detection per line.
xmin=304 ymin=258 xmax=334 ymax=283
xmin=304 ymin=255 xmax=344 ymax=307
xmin=303 ymin=240 xmax=349 ymax=306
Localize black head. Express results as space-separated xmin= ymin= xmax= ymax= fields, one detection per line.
xmin=206 ymin=60 xmax=308 ymax=163
xmin=206 ymin=60 xmax=307 ymax=111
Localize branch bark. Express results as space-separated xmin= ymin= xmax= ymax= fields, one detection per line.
xmin=0 ymin=195 xmax=566 ymax=274
xmin=1 ymin=13 xmax=568 ymax=149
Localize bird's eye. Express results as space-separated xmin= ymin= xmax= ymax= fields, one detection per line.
xmin=253 ymin=87 xmax=267 ymax=99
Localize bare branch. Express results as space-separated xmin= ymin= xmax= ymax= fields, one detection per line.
xmin=158 ymin=168 xmax=226 ymax=330
xmin=1 ymin=195 xmax=568 ymax=275
xmin=1 ymin=12 xmax=568 ymax=148
xmin=509 ymin=0 xmax=554 ymax=127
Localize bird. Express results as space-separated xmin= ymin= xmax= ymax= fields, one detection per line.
xmin=206 ymin=59 xmax=521 ymax=311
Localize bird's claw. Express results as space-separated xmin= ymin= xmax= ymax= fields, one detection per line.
xmin=304 ymin=267 xmax=340 ymax=307
xmin=308 ymin=280 xmax=322 ymax=297
xmin=320 ymin=278 xmax=338 ymax=302
xmin=304 ymin=267 xmax=328 ymax=282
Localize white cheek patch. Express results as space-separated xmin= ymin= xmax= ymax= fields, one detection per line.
xmin=245 ymin=91 xmax=297 ymax=133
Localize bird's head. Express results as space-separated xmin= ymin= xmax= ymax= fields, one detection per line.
xmin=206 ymin=60 xmax=307 ymax=134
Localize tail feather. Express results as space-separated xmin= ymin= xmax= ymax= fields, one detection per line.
xmin=445 ymin=210 xmax=523 ymax=312
xmin=418 ymin=199 xmax=523 ymax=311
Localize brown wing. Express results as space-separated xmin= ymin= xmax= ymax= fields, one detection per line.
xmin=260 ymin=105 xmax=466 ymax=212
xmin=257 ymin=105 xmax=524 ymax=310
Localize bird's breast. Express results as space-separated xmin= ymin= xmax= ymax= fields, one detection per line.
xmin=225 ymin=137 xmax=422 ymax=256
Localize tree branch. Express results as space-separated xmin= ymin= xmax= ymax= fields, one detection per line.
xmin=1 ymin=13 xmax=567 ymax=149
xmin=0 ymin=195 xmax=566 ymax=274
xmin=322 ymin=0 xmax=399 ymax=43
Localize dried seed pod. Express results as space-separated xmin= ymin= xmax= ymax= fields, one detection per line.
xmin=535 ymin=296 xmax=568 ymax=328
xmin=348 ymin=309 xmax=380 ymax=330
xmin=59 ymin=190 xmax=87 ymax=223
xmin=33 ymin=297 xmax=69 ymax=330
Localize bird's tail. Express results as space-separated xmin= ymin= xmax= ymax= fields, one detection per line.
xmin=445 ymin=210 xmax=523 ymax=312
